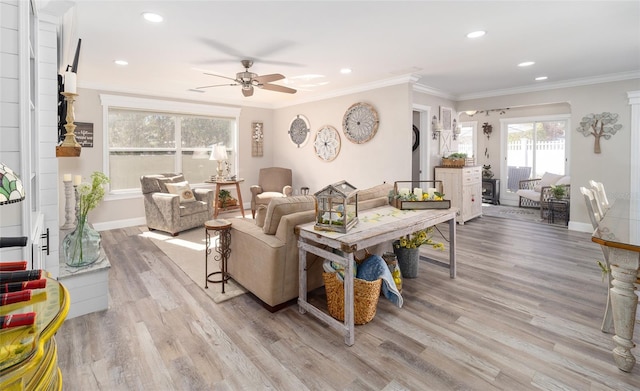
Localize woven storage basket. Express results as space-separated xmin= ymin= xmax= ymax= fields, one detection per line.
xmin=322 ymin=272 xmax=382 ymax=325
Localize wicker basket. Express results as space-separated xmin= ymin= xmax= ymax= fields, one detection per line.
xmin=441 ymin=158 xmax=465 ymax=167
xmin=322 ymin=272 xmax=382 ymax=325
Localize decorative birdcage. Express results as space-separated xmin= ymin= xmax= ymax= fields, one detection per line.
xmin=314 ymin=180 xmax=358 ymax=233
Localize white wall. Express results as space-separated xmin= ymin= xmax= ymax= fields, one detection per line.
xmin=271 ymin=83 xmax=413 ymax=193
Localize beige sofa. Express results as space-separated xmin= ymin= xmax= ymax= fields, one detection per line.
xmin=228 ymin=183 xmax=393 ymax=310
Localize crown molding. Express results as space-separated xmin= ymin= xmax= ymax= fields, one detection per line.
xmin=456 ymin=71 xmax=640 ymax=101
xmin=273 ymin=74 xmax=420 ymax=109
xmin=412 ymin=82 xmax=456 ymax=100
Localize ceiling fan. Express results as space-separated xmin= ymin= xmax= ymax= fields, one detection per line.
xmin=197 ymin=60 xmax=296 ymax=97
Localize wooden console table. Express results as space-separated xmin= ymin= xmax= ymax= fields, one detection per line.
xmin=205 ymin=178 xmax=245 ymax=218
xmin=591 ymin=197 xmax=640 ymax=372
xmin=298 ymin=205 xmax=456 ymax=346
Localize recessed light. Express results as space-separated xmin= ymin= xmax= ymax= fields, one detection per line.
xmin=114 ymin=60 xmax=128 ymax=66
xmin=518 ymin=61 xmax=535 ymax=67
xmin=142 ymin=12 xmax=163 ymax=23
xmin=466 ymin=31 xmax=486 ymax=39
xmin=535 ymin=76 xmax=548 ymax=81
xmin=340 ymin=68 xmax=352 ymax=74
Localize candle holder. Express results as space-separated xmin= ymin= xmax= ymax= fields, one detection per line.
xmin=61 ymin=180 xmax=76 ymax=229
xmin=60 ymin=92 xmax=80 ymax=147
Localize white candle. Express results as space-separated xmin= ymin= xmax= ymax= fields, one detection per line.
xmin=73 ymin=175 xmax=82 ymax=186
xmin=413 ymin=188 xmax=423 ymax=198
xmin=427 ymin=187 xmax=437 ymax=199
xmin=64 ymin=71 xmax=77 ymax=94
xmin=63 ymin=173 xmax=72 ymax=182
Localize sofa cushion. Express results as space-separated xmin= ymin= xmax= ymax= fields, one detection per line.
xmin=166 ymin=181 xmax=196 ymax=203
xmin=179 ymin=200 xmax=209 ymax=216
xmin=263 ymin=195 xmax=316 ymax=235
xmin=255 ymin=205 xmax=267 ymax=227
xmin=357 ymin=183 xmax=393 ymax=202
xmin=555 ymin=176 xmax=571 ymax=186
xmin=516 ymin=189 xmax=540 ymax=202
xmin=534 ymin=172 xmax=563 ymax=192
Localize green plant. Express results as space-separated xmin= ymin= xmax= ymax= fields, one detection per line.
xmin=394 ymin=227 xmax=444 ymax=250
xmin=550 ymin=184 xmax=567 ymax=199
xmin=446 ymin=152 xmax=468 ymax=160
xmin=219 ymin=189 xmax=232 ymax=207
xmin=69 ymin=172 xmax=109 ymax=264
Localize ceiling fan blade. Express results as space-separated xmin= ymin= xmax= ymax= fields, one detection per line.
xmin=196 ymin=83 xmax=238 ymax=89
xmin=242 ymin=86 xmax=254 ymax=97
xmin=254 ymin=73 xmax=285 ymax=84
xmin=204 ymin=72 xmax=239 ymax=83
xmin=259 ymin=83 xmax=297 ymax=94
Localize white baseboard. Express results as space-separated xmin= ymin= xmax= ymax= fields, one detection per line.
xmin=569 ymin=221 xmax=593 ymax=233
xmin=93 ymin=217 xmax=146 ymax=232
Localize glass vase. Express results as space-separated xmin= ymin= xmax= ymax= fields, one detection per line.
xmin=63 ymin=214 xmax=102 ymax=267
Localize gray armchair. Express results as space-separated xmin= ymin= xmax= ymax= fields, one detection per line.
xmin=140 ymin=174 xmax=214 ymax=236
xmin=249 ymin=167 xmax=293 ymax=218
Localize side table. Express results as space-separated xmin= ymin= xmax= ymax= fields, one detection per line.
xmin=204 ymin=219 xmax=232 ymax=293
xmin=548 ymin=199 xmax=570 ymax=225
xmin=204 ymin=179 xmax=245 ymax=219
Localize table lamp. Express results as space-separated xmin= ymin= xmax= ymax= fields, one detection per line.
xmin=210 ymin=145 xmax=228 ymax=181
xmin=0 ymin=162 xmax=26 ymax=205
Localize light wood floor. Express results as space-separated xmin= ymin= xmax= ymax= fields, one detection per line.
xmin=56 ymin=215 xmax=640 ymax=390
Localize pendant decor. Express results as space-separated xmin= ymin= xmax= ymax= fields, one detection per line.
xmin=288 ymin=115 xmax=310 ymax=148
xmin=62 ymin=172 xmax=109 ymax=267
xmin=577 ymin=112 xmax=622 ymax=154
xmin=251 ymin=122 xmax=264 ymax=157
xmin=314 ymin=125 xmax=341 ymax=162
xmin=342 ymin=102 xmax=379 ymax=144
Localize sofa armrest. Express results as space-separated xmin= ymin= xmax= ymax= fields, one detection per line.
xmin=194 ymin=188 xmax=215 ymax=214
xmin=250 ymin=185 xmax=263 ymax=196
xmin=519 ymin=178 xmax=540 ymax=190
xmin=274 ymin=210 xmax=315 ymax=244
xmin=541 ymin=184 xmax=571 ymax=204
xmin=151 ymin=192 xmax=181 ymax=224
xmin=283 ymin=185 xmax=293 ymax=197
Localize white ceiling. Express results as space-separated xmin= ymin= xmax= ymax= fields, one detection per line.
xmin=46 ymin=1 xmax=640 ymax=108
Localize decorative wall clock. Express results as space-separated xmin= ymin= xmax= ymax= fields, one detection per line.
xmin=288 ymin=114 xmax=310 ymax=148
xmin=342 ymin=102 xmax=379 ymax=144
xmin=314 ymin=125 xmax=341 ymax=162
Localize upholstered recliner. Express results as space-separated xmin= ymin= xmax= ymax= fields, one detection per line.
xmin=140 ymin=174 xmax=214 ymax=236
xmin=250 ymin=167 xmax=293 ymax=218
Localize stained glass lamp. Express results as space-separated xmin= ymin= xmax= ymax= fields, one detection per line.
xmin=0 ymin=162 xmax=26 ymax=205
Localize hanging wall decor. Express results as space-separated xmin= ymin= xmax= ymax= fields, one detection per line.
xmin=342 ymin=102 xmax=379 ymax=144
xmin=482 ymin=122 xmax=493 ymax=139
xmin=288 ymin=114 xmax=311 ymax=147
xmin=440 ymin=106 xmax=453 ymax=131
xmin=252 ymin=122 xmax=264 ymax=157
xmin=576 ymin=112 xmax=622 ymax=154
xmin=314 ymin=125 xmax=341 ymax=162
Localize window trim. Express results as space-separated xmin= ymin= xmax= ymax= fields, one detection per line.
xmin=100 ymin=94 xmax=241 ymax=197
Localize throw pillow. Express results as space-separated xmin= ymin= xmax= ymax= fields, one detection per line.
xmin=165 ymin=181 xmax=196 ymax=203
xmin=534 ymin=172 xmax=563 ymax=192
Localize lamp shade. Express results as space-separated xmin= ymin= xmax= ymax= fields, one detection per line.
xmin=210 ymin=145 xmax=228 ymax=161
xmin=0 ymin=162 xmax=26 ymax=205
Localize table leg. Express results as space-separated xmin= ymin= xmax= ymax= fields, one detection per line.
xmin=344 ymin=252 xmax=355 ymax=346
xmin=449 ymin=216 xmax=457 ymax=278
xmin=235 ymin=182 xmax=245 ymax=218
xmin=298 ymin=239 xmax=308 ymax=314
xmin=608 ymin=247 xmax=639 ymax=372
xmin=213 ymin=184 xmax=221 ymax=218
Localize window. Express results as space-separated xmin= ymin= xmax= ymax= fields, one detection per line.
xmin=501 ymin=115 xmax=569 ymax=197
xmin=457 ymin=121 xmax=477 ymax=159
xmin=101 ymin=95 xmax=240 ymax=193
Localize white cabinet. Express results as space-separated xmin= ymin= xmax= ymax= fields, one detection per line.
xmin=435 ymin=166 xmax=482 ymax=224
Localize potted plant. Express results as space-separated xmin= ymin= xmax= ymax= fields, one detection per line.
xmin=393 ymin=227 xmax=444 ymax=278
xmin=550 ymin=184 xmax=567 ymax=199
xmin=218 ymin=189 xmax=236 ymax=208
xmin=442 ymin=152 xmax=467 ymax=167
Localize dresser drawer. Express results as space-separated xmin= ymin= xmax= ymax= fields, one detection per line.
xmin=462 ymin=167 xmax=482 ymax=184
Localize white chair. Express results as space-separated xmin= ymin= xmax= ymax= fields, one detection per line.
xmin=589 ymin=180 xmax=610 ymax=216
xmin=580 ymin=186 xmax=612 ymax=332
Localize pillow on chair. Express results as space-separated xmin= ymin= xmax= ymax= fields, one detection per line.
xmin=165 ymin=181 xmax=196 ymax=203
xmin=534 ymin=172 xmax=563 ymax=192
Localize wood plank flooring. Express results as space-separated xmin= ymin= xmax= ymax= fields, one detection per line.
xmin=56 ymin=215 xmax=640 ymax=390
